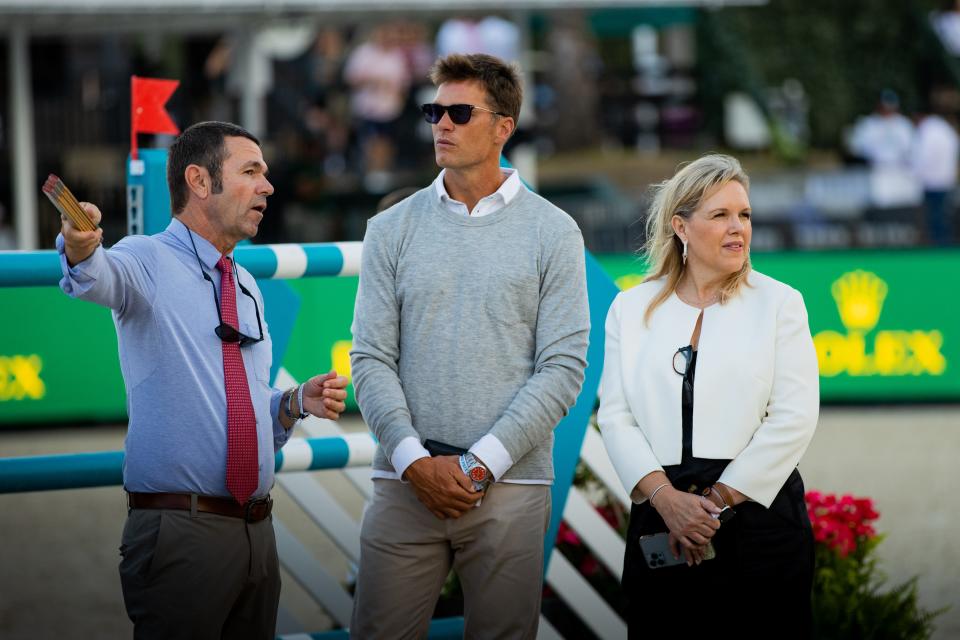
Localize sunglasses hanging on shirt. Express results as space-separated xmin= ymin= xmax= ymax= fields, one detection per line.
xmin=673 ymin=345 xmax=694 ymax=377
xmin=186 ymin=228 xmax=264 ymax=347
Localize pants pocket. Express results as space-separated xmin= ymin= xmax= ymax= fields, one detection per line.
xmin=119 ymin=510 xmax=167 ymax=582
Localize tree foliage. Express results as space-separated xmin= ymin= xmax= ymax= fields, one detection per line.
xmin=699 ymin=0 xmax=951 ymax=149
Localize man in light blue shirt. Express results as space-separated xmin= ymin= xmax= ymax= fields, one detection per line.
xmin=58 ymin=121 xmax=348 ymax=639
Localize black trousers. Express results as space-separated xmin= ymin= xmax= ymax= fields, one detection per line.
xmin=119 ymin=508 xmax=281 ymax=640
xmin=623 ymin=470 xmax=814 ymax=639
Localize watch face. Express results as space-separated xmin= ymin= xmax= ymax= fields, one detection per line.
xmin=469 ymin=466 xmax=487 ymax=483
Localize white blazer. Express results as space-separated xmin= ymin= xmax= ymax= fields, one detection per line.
xmin=597 ymin=270 xmax=819 ymax=507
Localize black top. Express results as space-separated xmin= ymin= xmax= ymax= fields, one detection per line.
xmin=681 ymin=350 xmax=697 ymax=461
xmin=664 ymin=349 xmax=728 ymax=493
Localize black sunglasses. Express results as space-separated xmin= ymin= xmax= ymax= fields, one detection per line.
xmin=672 ymin=345 xmax=694 ymax=377
xmin=421 ymin=103 xmax=508 ymax=125
xmin=187 ymin=229 xmax=264 ymax=348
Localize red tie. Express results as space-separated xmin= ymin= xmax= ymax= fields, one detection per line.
xmin=217 ymin=256 xmax=258 ymax=504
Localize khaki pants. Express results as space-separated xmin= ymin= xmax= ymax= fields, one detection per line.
xmin=119 ymin=508 xmax=281 ymax=640
xmin=351 ymin=479 xmax=551 ymax=640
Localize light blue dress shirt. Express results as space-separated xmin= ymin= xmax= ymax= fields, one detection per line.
xmin=57 ymin=218 xmax=290 ymax=498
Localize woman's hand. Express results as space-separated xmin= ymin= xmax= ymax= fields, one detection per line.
xmin=653 ymin=488 xmax=721 ymax=550
xmin=667 ymin=532 xmax=712 ymax=567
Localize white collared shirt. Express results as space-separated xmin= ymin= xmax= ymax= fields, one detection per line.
xmin=433 ymin=167 xmax=522 ymax=217
xmin=372 ymin=167 xmax=549 ymax=486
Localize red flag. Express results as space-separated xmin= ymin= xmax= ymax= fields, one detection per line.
xmin=130 ymin=76 xmax=180 ymax=159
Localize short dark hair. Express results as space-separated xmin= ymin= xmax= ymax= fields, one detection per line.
xmin=429 ymin=54 xmax=522 ymax=124
xmin=166 ymin=121 xmax=260 ymax=215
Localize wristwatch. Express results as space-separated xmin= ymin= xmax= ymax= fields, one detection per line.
xmin=702 ymin=486 xmax=736 ymax=524
xmin=459 ymin=453 xmax=491 ymax=491
xmin=716 ymin=505 xmax=735 ymax=524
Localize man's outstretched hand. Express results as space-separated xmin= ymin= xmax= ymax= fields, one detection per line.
xmin=61 ymin=202 xmax=103 ymax=267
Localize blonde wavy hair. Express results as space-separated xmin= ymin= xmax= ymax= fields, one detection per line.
xmin=642 ymin=154 xmax=752 ymax=324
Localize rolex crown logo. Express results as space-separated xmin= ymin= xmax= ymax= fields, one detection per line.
xmin=831 ymin=270 xmax=888 ymax=333
xmin=816 ymin=269 xmax=945 ymax=379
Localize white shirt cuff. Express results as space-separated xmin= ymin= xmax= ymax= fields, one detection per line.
xmin=390 ymin=437 xmax=430 ymax=480
xmin=469 ymin=434 xmax=514 ymax=482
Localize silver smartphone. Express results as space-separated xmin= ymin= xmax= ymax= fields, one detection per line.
xmin=639 ymin=532 xmax=715 ymax=569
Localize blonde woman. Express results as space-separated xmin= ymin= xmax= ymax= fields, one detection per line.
xmin=598 ymin=154 xmax=819 ymax=637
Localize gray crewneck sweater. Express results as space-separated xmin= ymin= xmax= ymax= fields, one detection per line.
xmin=350 ymin=185 xmax=590 ymax=481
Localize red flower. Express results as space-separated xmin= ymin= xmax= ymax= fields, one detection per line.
xmin=805 ymin=491 xmax=879 ymax=557
xmin=556 ymin=521 xmax=582 ymax=547
xmin=580 ymin=556 xmax=600 ymax=575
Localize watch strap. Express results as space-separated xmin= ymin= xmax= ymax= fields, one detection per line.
xmin=713 ymin=483 xmax=736 ymax=508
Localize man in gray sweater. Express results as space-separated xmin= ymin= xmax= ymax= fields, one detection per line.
xmin=349 ymin=53 xmax=589 ymax=639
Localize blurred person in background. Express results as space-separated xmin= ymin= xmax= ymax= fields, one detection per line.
xmin=349 ymin=53 xmax=589 ymax=639
xmin=344 ymin=24 xmax=412 ymax=192
xmin=57 ymin=121 xmax=349 ymax=639
xmin=435 ymin=15 xmax=521 ymax=63
xmin=599 ymin=154 xmax=820 ymax=638
xmin=912 ymin=92 xmax=959 ymax=246
xmin=203 ymin=36 xmax=237 ymax=123
xmin=390 ymin=20 xmax=437 ymax=172
xmin=933 ymin=0 xmax=960 ymax=56
xmin=303 ymin=27 xmax=352 ymax=177
xmin=849 ymin=89 xmax=919 ymax=210
xmin=849 ymin=89 xmax=915 ymax=169
xmin=394 ymin=20 xmax=435 ymax=82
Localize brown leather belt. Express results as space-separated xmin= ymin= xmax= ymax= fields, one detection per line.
xmin=127 ymin=492 xmax=273 ymax=522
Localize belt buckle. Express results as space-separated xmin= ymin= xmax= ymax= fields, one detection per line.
xmin=244 ymin=496 xmax=271 ymax=522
